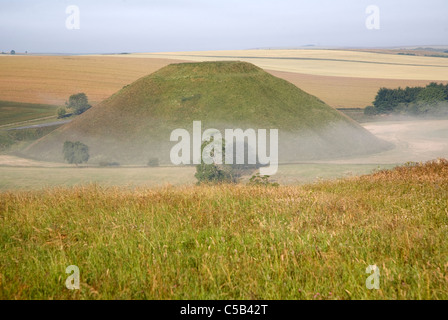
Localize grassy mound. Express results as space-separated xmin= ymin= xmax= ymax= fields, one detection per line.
xmin=24 ymin=61 xmax=389 ymax=164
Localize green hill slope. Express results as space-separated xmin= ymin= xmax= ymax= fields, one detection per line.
xmin=24 ymin=61 xmax=390 ymax=164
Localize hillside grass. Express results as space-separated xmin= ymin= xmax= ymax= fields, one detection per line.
xmin=0 ymin=100 xmax=58 ymax=126
xmin=0 ymin=124 xmax=65 ymax=153
xmin=1 ymin=159 xmax=447 ymax=299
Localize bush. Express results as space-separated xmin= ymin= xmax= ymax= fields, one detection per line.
xmin=195 ymin=163 xmax=236 ymax=184
xmin=147 ymin=158 xmax=159 ymax=167
xmin=66 ymin=93 xmax=91 ymax=115
xmin=99 ymin=161 xmax=120 ymax=167
xmin=0 ymin=132 xmax=15 ymax=152
xmin=248 ymin=173 xmax=279 ymax=187
xmin=63 ymin=141 xmax=89 ymax=166
xmin=57 ymin=108 xmax=67 ymax=119
xmin=363 ymin=106 xmax=377 ymax=116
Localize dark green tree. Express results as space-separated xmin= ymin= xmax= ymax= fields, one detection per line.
xmin=371 ymin=83 xmax=447 ymax=114
xmin=63 ymin=141 xmax=89 ymax=166
xmin=66 ymin=93 xmax=91 ymax=115
xmin=195 ymin=137 xmax=260 ymax=184
xmin=57 ymin=107 xmax=67 ymax=119
xmin=195 ymin=138 xmax=236 ymax=184
xmin=417 ymin=83 xmax=447 ymax=103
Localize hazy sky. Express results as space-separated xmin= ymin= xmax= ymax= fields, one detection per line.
xmin=1 ymin=0 xmax=447 ymax=53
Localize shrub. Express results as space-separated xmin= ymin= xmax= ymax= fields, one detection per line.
xmin=363 ymin=106 xmax=377 ymax=116
xmin=66 ymin=93 xmax=91 ymax=115
xmin=248 ymin=173 xmax=279 ymax=187
xmin=147 ymin=158 xmax=159 ymax=167
xmin=57 ymin=108 xmax=67 ymax=119
xmin=99 ymin=161 xmax=120 ymax=167
xmin=195 ymin=163 xmax=236 ymax=184
xmin=0 ymin=132 xmax=15 ymax=151
xmin=63 ymin=141 xmax=89 ymax=166
xmin=194 ymin=138 xmax=249 ymax=185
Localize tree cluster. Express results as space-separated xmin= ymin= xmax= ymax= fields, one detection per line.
xmin=366 ymin=83 xmax=448 ymax=115
xmin=195 ymin=139 xmax=259 ymax=185
xmin=66 ymin=93 xmax=91 ymax=115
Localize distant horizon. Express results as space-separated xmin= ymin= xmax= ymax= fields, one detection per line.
xmin=3 ymin=44 xmax=448 ymax=55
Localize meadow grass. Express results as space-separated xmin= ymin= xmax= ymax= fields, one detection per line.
xmin=0 ymin=166 xmax=196 ymax=191
xmin=0 ymin=100 xmax=58 ymax=126
xmin=0 ymin=164 xmax=396 ymax=191
xmin=0 ymin=159 xmax=447 ymax=299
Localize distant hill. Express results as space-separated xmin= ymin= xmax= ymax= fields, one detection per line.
xmin=24 ymin=61 xmax=390 ymax=164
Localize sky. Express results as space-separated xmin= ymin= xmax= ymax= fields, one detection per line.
xmin=0 ymin=0 xmax=447 ymax=53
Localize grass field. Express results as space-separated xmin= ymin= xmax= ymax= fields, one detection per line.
xmin=0 ymin=166 xmax=196 ymax=191
xmin=0 ymin=163 xmax=397 ymax=191
xmin=1 ymin=50 xmax=447 ymax=108
xmin=1 ymin=159 xmax=447 ymax=299
xmin=0 ymin=100 xmax=58 ymax=126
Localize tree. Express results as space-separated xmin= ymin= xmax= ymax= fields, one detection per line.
xmin=195 ymin=162 xmax=235 ymax=184
xmin=417 ymin=83 xmax=447 ymax=104
xmin=10 ymin=50 xmax=15 ymax=55
xmin=371 ymin=83 xmax=447 ymax=114
xmin=63 ymin=141 xmax=89 ymax=166
xmin=66 ymin=93 xmax=91 ymax=115
xmin=194 ymin=138 xmax=258 ymax=184
xmin=195 ymin=138 xmax=236 ymax=184
xmin=147 ymin=158 xmax=159 ymax=167
xmin=57 ymin=107 xmax=67 ymax=119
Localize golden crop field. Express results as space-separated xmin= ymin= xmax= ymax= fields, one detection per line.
xmin=128 ymin=49 xmax=448 ymax=107
xmin=137 ymin=49 xmax=448 ymax=80
xmin=266 ymin=70 xmax=440 ymax=108
xmin=0 ymin=49 xmax=447 ymax=108
xmin=0 ymin=55 xmax=187 ymax=105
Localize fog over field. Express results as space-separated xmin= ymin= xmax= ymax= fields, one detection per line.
xmin=1 ymin=118 xmax=447 ymax=189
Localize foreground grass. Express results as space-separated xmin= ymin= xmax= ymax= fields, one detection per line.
xmin=0 ymin=159 xmax=447 ymax=299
